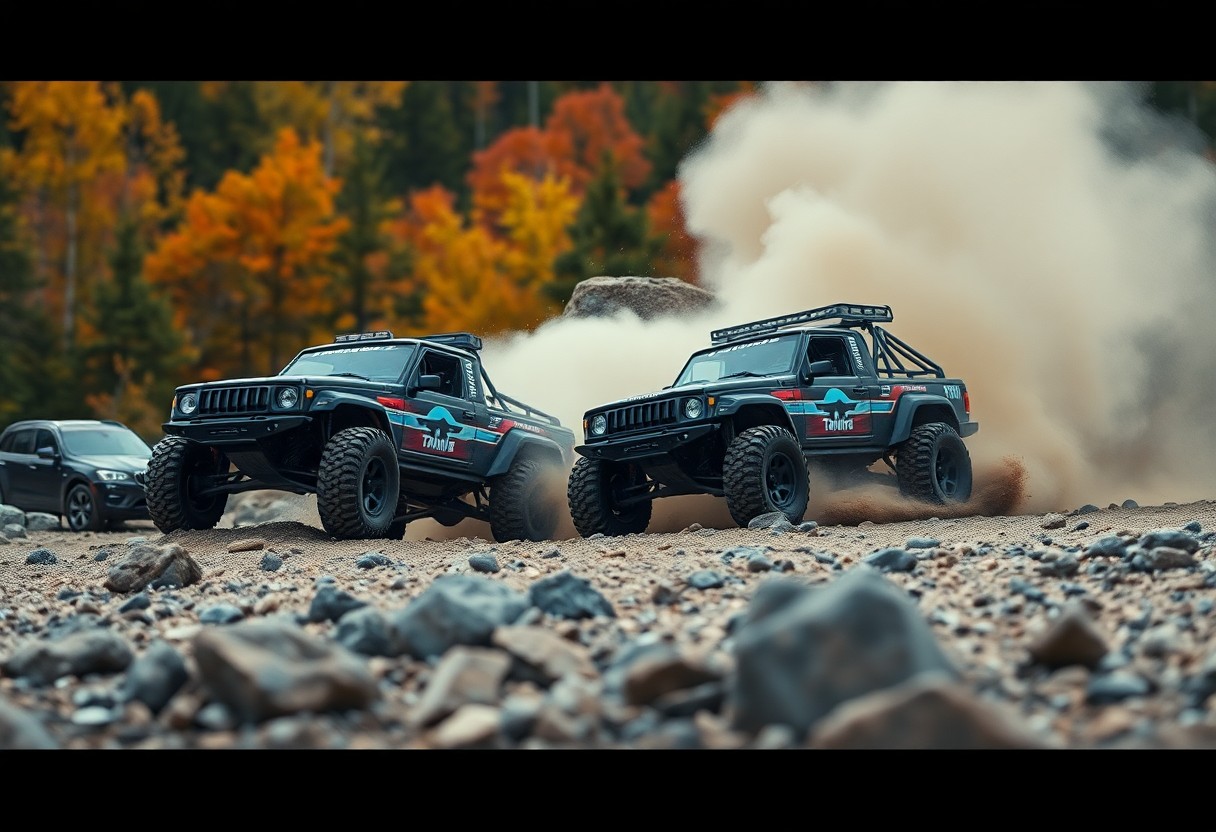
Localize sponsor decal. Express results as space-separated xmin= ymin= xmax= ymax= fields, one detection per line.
xmin=463 ymin=359 xmax=477 ymax=397
xmin=894 ymin=384 xmax=928 ymax=395
xmin=704 ymin=337 xmax=779 ymax=357
xmin=316 ymin=345 xmax=394 ymax=355
xmin=389 ymin=404 xmax=502 ymax=461
xmin=848 ymin=337 xmax=866 ymax=372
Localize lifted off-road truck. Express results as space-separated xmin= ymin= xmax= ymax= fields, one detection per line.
xmin=143 ymin=331 xmax=575 ymax=542
xmin=569 ymin=303 xmax=979 ymax=536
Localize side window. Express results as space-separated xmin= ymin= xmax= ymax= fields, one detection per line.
xmin=35 ymin=429 xmax=58 ymax=454
xmin=7 ymin=429 xmax=36 ymax=455
xmin=807 ymin=337 xmax=851 ymax=377
xmin=416 ymin=350 xmax=464 ymax=399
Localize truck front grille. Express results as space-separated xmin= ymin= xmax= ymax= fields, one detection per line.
xmin=198 ymin=385 xmax=272 ymax=416
xmin=605 ymin=398 xmax=678 ymax=434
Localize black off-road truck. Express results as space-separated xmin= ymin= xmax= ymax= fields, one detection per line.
xmin=143 ymin=331 xmax=575 ymax=542
xmin=569 ymin=303 xmax=979 ymax=536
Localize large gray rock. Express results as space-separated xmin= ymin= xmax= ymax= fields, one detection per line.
xmin=729 ymin=567 xmax=961 ymax=738
xmin=563 ymin=276 xmax=716 ymax=321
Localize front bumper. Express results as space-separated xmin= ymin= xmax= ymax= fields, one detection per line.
xmin=163 ymin=415 xmax=312 ymax=444
xmin=576 ymin=423 xmax=717 ymax=462
xmin=96 ymin=480 xmax=150 ymax=520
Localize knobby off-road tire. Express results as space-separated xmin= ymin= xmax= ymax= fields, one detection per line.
xmin=145 ymin=437 xmax=230 ymax=533
xmin=317 ymin=427 xmax=400 ymax=540
xmin=723 ymin=425 xmax=810 ymax=528
xmin=895 ymin=421 xmax=973 ymax=504
xmin=490 ymin=456 xmax=563 ymax=542
xmin=65 ymin=483 xmax=104 ymax=532
xmin=567 ymin=456 xmax=653 ymax=538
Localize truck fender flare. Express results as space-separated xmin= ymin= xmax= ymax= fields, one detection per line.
xmin=714 ymin=394 xmax=800 ymax=437
xmin=888 ymin=394 xmax=961 ymax=445
xmin=307 ymin=391 xmax=395 ymax=441
xmin=485 ymin=431 xmax=568 ymax=478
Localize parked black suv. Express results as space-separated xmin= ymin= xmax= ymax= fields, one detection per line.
xmin=146 ymin=330 xmax=576 ymax=542
xmin=569 ymin=303 xmax=979 ymax=536
xmin=0 ymin=419 xmax=153 ymax=531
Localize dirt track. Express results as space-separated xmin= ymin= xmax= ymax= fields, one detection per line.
xmin=3 ymin=486 xmax=1216 ymax=749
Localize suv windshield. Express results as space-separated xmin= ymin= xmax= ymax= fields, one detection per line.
xmin=674 ymin=334 xmax=800 ymax=386
xmin=61 ymin=427 xmax=152 ymax=457
xmin=280 ymin=343 xmax=417 ymax=382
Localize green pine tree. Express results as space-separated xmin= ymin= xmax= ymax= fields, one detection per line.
xmin=548 ymin=152 xmax=663 ymax=307
xmin=80 ymin=214 xmax=187 ymax=438
xmin=0 ymin=163 xmax=76 ymax=429
xmin=378 ymin=82 xmax=471 ymax=209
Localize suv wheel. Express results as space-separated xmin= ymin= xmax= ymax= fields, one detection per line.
xmin=723 ymin=425 xmax=809 ymax=527
xmin=895 ymin=422 xmax=972 ymax=504
xmin=568 ymin=457 xmax=653 ymax=537
xmin=317 ymin=426 xmax=400 ymax=539
xmin=66 ymin=483 xmax=104 ymax=532
xmin=145 ymin=437 xmax=230 ymax=533
xmin=490 ymin=456 xmax=563 ymax=542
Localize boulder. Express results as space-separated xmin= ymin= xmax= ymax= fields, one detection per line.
xmin=563 ymin=276 xmax=716 ymax=321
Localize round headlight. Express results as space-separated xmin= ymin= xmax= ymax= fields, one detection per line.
xmin=179 ymin=393 xmax=197 ymax=415
xmin=684 ymin=398 xmax=703 ymax=419
xmin=591 ymin=414 xmax=607 ymax=436
xmin=277 ymin=387 xmax=299 ymax=408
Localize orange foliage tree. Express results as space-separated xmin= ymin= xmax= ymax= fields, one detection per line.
xmin=145 ymin=128 xmax=349 ymax=378
xmin=468 ymin=83 xmax=650 ymax=232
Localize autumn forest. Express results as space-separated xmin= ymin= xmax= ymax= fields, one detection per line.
xmin=0 ymin=80 xmax=1209 ymax=441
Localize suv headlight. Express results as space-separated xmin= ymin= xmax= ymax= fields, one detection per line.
xmin=97 ymin=470 xmax=130 ymax=481
xmin=683 ymin=398 xmax=703 ymax=419
xmin=590 ymin=414 xmax=607 ymax=436
xmin=179 ymin=393 xmax=198 ymax=415
xmin=276 ymin=387 xmax=299 ymax=409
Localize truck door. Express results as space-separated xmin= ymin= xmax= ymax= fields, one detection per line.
xmin=798 ymin=334 xmax=876 ymax=444
xmin=400 ymin=348 xmax=480 ymax=470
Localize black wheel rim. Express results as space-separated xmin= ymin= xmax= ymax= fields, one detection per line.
xmin=936 ymin=446 xmax=960 ymax=497
xmin=362 ymin=457 xmax=388 ymax=517
xmin=766 ymin=453 xmax=798 ymax=508
xmin=68 ymin=488 xmax=93 ymax=530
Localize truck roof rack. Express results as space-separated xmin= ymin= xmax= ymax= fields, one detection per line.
xmin=709 ymin=303 xmax=893 ymax=344
xmin=418 ymin=332 xmax=482 ymax=352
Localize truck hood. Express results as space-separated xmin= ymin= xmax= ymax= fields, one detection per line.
xmin=590 ymin=375 xmax=793 ymax=411
xmin=176 ymin=375 xmax=390 ymax=392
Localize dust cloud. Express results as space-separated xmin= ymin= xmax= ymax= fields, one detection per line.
xmin=442 ymin=81 xmax=1216 ymax=537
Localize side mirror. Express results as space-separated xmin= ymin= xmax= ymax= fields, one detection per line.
xmin=804 ymin=359 xmax=836 ymax=382
xmin=418 ymin=374 xmax=442 ymax=391
xmin=36 ymin=446 xmax=58 ymax=460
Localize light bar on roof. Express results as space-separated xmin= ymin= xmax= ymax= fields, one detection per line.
xmin=709 ymin=303 xmax=894 ymax=343
xmin=334 ymin=331 xmax=395 ymax=343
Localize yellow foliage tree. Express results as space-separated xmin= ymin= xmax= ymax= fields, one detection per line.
xmin=402 ymin=173 xmax=578 ymax=338
xmin=7 ymin=81 xmax=127 ymax=349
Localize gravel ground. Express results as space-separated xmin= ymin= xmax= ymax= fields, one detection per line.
xmin=4 ymin=491 xmax=1216 ymax=750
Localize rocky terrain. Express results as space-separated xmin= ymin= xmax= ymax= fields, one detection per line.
xmin=4 ymin=490 xmax=1216 ymax=750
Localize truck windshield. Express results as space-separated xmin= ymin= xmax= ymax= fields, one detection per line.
xmin=280 ymin=344 xmax=417 ymax=383
xmin=674 ymin=334 xmax=800 ymax=385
